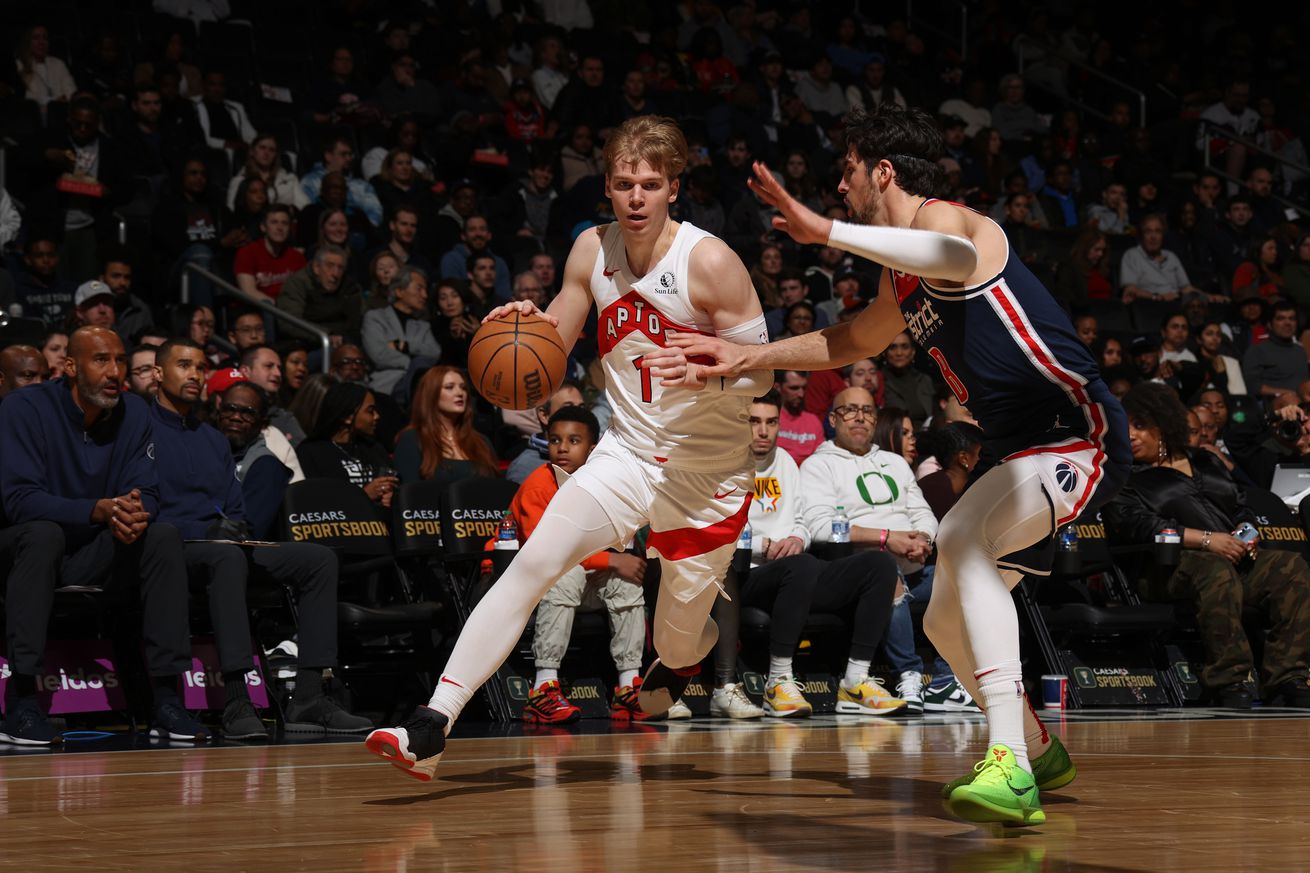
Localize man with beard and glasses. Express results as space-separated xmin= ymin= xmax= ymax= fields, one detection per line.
xmin=0 ymin=326 xmax=206 ymax=745
xmin=148 ymin=340 xmax=372 ymax=739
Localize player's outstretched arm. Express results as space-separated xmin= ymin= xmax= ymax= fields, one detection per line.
xmin=748 ymin=160 xmax=979 ymax=283
xmin=664 ymin=271 xmax=908 ymax=377
xmin=482 ymin=227 xmax=599 ymax=354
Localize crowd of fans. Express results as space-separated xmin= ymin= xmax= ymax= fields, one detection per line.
xmin=2 ymin=0 xmax=1310 ymax=740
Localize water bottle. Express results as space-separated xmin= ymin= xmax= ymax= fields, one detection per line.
xmin=493 ymin=511 xmax=519 ymax=576
xmin=830 ymin=506 xmax=852 ymax=558
xmin=1054 ymin=524 xmax=1080 ymax=575
xmin=733 ymin=522 xmax=752 ymax=573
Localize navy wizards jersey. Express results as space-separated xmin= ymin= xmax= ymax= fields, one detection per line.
xmin=891 ymin=203 xmax=1131 ymax=517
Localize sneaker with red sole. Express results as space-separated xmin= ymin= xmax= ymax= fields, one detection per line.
xmin=636 ymin=659 xmax=700 ymax=717
xmin=364 ymin=706 xmax=448 ymax=782
xmin=523 ymin=680 xmax=582 ymax=725
xmin=610 ymin=679 xmax=655 ymax=721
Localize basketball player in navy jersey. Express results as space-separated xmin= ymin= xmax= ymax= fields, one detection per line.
xmin=651 ymin=104 xmax=1131 ymax=826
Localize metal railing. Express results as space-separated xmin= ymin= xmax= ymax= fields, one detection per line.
xmin=1017 ymin=44 xmax=1146 ymax=128
xmin=1199 ymin=120 xmax=1310 ymax=220
xmin=180 ymin=263 xmax=332 ymax=372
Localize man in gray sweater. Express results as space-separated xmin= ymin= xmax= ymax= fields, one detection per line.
xmin=1243 ymin=300 xmax=1307 ymax=398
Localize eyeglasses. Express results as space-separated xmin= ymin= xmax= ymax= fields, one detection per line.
xmin=218 ymin=403 xmax=259 ymax=421
xmin=336 ymin=357 xmax=366 ymax=367
xmin=833 ymin=404 xmax=877 ymax=421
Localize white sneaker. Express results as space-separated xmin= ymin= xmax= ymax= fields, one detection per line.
xmin=709 ymin=683 xmax=765 ymax=719
xmin=922 ymin=678 xmax=983 ymax=713
xmin=896 ymin=671 xmax=925 ymax=714
xmin=665 ymin=699 xmax=693 ymax=720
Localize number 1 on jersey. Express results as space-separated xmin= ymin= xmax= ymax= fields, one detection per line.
xmin=632 ymin=355 xmax=654 ymax=403
xmin=927 ymin=346 xmax=970 ymax=404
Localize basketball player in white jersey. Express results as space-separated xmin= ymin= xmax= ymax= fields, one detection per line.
xmin=364 ymin=116 xmax=775 ymax=781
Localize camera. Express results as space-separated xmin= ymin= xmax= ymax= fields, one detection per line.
xmin=1269 ymin=410 xmax=1307 ymax=442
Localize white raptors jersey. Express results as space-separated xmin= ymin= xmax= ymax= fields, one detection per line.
xmin=589 ymin=221 xmax=751 ymax=473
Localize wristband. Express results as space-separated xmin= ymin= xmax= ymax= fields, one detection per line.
xmin=1201 ymin=530 xmax=1213 ymax=551
xmin=879 ymin=529 xmax=889 ymax=551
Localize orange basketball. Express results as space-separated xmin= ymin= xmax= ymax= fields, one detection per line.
xmin=467 ymin=311 xmax=568 ymax=410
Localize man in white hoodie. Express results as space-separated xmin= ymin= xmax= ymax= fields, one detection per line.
xmin=740 ymin=390 xmax=905 ymax=717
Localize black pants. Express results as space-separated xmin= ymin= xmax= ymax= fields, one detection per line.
xmin=741 ymin=551 xmax=899 ymax=660
xmin=0 ymin=521 xmax=191 ymax=677
xmin=182 ymin=542 xmax=339 ymax=674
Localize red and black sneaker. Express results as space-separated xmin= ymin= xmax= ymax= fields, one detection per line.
xmin=523 ymin=680 xmax=582 ymax=725
xmin=636 ymin=659 xmax=700 ymax=718
xmin=610 ymin=678 xmax=654 ymax=721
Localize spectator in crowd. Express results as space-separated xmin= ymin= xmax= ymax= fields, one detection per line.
xmin=874 ymin=407 xmax=920 ymax=468
xmin=297 ymin=381 xmax=397 ymax=506
xmin=554 ymin=53 xmax=617 ymax=136
xmin=440 ymin=215 xmax=511 ymax=302
xmin=226 ymin=176 xmax=269 ymax=240
xmin=917 ymin=422 xmax=984 ymax=521
xmin=793 ymin=54 xmax=847 ymax=121
xmin=1195 ymin=319 xmax=1247 ymax=396
xmin=1243 ymin=300 xmax=1305 ymax=397
xmin=1120 ymin=214 xmax=1203 ymax=304
xmin=278 ymin=341 xmax=309 ymax=400
xmin=1226 ymin=398 xmax=1310 ymax=489
xmin=1073 ymin=314 xmax=1098 ymax=347
xmin=71 ymin=280 xmax=115 ymax=329
xmin=94 ymin=249 xmax=151 ymax=344
xmin=374 ymin=52 xmax=442 ymax=121
xmin=10 ymin=235 xmax=76 ymax=325
xmin=0 ymin=326 xmax=206 ymax=744
xmin=234 ymin=205 xmax=306 ymax=303
xmin=305 ymin=46 xmax=365 ymax=125
xmin=288 ymin=372 xmax=336 ymax=438
xmin=504 ymin=78 xmax=548 ymax=145
xmin=39 ymin=329 xmax=68 ymax=379
xmin=1053 ymin=228 xmax=1112 ymax=312
xmin=152 ymin=158 xmax=240 ymax=309
xmin=1086 ymin=181 xmax=1131 ymax=235
xmin=737 ymin=391 xmax=904 ymax=717
xmin=133 ymin=28 xmax=201 ymax=97
xmin=362 ymin=116 xmax=433 ymax=183
xmin=880 ymin=332 xmax=935 ymax=427
xmin=800 ymin=387 xmax=940 ymax=711
xmin=28 ymin=95 xmax=131 ymax=282
xmin=1197 ymin=80 xmax=1260 ymax=193
xmin=688 ymin=27 xmax=739 ymax=96
xmin=559 ymin=124 xmax=605 ymax=193
xmin=220 ymin=381 xmax=293 ymax=538
xmin=224 ymin=308 xmax=265 ymax=359
xmin=530 ymin=34 xmax=568 ymax=112
xmin=496 ymin=152 xmax=560 ymax=251
xmin=765 ymin=270 xmax=828 ymax=339
xmin=614 ymin=68 xmax=657 ymax=124
xmin=530 ymin=251 xmax=558 ymax=298
xmin=505 ymin=379 xmax=586 ymax=484
xmin=115 ymin=83 xmax=181 ymax=185
xmin=365 ymin=250 xmax=401 ymax=310
xmin=1103 ymin=382 xmax=1310 ymax=708
xmin=148 ymin=339 xmax=372 ymax=737
xmin=845 ymin=56 xmax=906 ymax=113
xmin=1232 ymin=236 xmax=1285 ymax=300
xmin=226 ymin=132 xmax=308 ymax=210
xmin=0 ymin=344 xmax=45 ymax=398
xmin=998 ymin=193 xmax=1048 ymax=274
xmin=775 ymin=301 xmax=820 ymax=341
xmin=991 ymin=73 xmax=1046 ymax=144
xmin=238 ymin=344 xmax=306 ymax=451
xmin=939 ymin=77 xmax=991 ymax=137
xmin=431 ymin=278 xmax=480 ymax=368
xmin=277 ymin=244 xmax=363 ymax=345
xmin=300 ymin=173 xmax=377 ymax=257
xmin=127 ymin=343 xmax=159 ymax=399
xmin=1036 ymin=160 xmax=1080 ymax=231
xmin=376 ymin=205 xmax=436 ymax=277
xmin=362 ymin=265 xmax=441 ymax=398
xmin=1159 ymin=312 xmax=1198 ymax=365
xmin=1210 ymin=194 xmax=1257 ymax=284
xmin=301 ymin=136 xmax=383 ymax=227
xmin=510 ymin=270 xmax=546 ymax=309
xmin=15 ymin=24 xmax=75 ymax=107
xmin=517 ymin=406 xmax=650 ymax=724
xmin=775 ymin=370 xmax=824 ymax=464
xmin=433 ymin=178 xmax=478 ymax=253
xmin=989 ymin=168 xmax=1050 ymax=228
xmin=1170 ymin=201 xmax=1222 ymax=295
xmin=1243 ymin=166 xmax=1285 ymax=235
xmin=192 ymin=69 xmax=255 ymax=157
xmin=373 ymin=151 xmax=438 ymax=246
xmin=393 ymin=366 xmax=497 ymax=487
xmin=1283 ymin=234 xmax=1310 ymax=319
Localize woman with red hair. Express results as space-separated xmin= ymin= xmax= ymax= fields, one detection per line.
xmin=394 ymin=367 xmax=498 ymax=486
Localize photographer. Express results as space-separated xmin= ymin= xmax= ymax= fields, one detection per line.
xmin=1223 ymin=398 xmax=1310 ymax=489
xmin=1103 ymin=383 xmax=1310 ymax=708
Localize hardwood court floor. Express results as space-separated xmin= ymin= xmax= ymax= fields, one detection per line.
xmin=2 ymin=713 xmax=1309 ymax=872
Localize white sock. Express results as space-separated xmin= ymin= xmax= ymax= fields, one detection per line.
xmin=618 ymin=669 xmax=639 ymax=688
xmin=1024 ymin=693 xmax=1053 ymax=761
xmin=767 ymin=655 xmax=793 ymax=685
xmin=975 ymin=661 xmax=1030 ymax=771
xmin=843 ymin=658 xmax=872 ymax=689
xmin=533 ymin=668 xmax=559 ymax=688
xmin=427 ymin=675 xmax=473 ymax=734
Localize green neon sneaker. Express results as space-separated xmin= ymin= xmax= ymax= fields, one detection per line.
xmin=945 ymin=744 xmax=1045 ymax=826
xmin=941 ymin=734 xmax=1076 ymax=798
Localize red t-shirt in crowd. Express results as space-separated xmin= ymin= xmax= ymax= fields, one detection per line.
xmin=233 ymin=241 xmax=306 ymax=300
xmin=805 ymin=369 xmax=847 ymax=418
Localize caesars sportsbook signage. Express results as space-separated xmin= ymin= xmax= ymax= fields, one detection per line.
xmin=448 ymin=507 xmax=501 ymax=540
xmin=288 ymin=510 xmax=388 ymax=542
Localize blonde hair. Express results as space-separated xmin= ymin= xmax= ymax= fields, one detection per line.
xmin=603 ymin=116 xmax=688 ymax=181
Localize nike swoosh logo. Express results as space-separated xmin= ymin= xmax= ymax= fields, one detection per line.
xmin=714 ymin=487 xmax=739 ymax=499
xmin=1009 ymin=784 xmax=1033 ymax=797
xmin=603 ymin=267 xmax=619 ymax=277
xmin=846 ymin=690 xmax=864 ymax=701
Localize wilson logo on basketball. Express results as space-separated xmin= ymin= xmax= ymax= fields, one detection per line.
xmin=1055 ymin=462 xmax=1079 ymax=493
